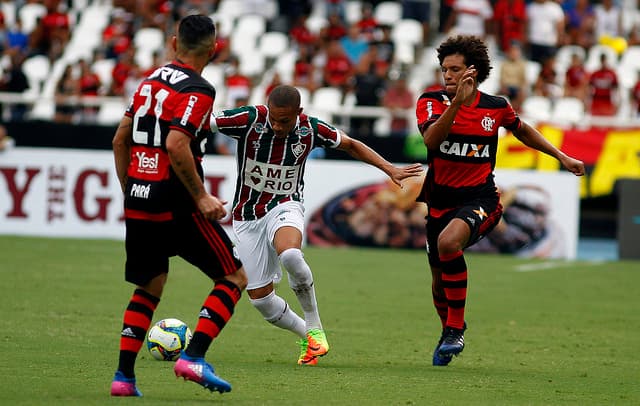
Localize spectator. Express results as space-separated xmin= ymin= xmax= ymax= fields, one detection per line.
xmin=356 ymin=2 xmax=378 ymax=41
xmin=339 ymin=23 xmax=369 ymax=66
xmin=293 ymin=45 xmax=319 ymax=93
xmin=211 ymin=22 xmax=231 ymax=64
xmin=351 ymin=46 xmax=386 ymax=138
xmin=564 ymin=0 xmax=595 ymax=49
xmin=533 ymin=56 xmax=562 ymax=99
xmin=111 ymin=47 xmax=135 ymax=96
xmin=322 ymin=39 xmax=354 ymax=93
xmin=588 ymin=53 xmax=619 ymax=117
xmin=369 ymin=24 xmax=395 ymax=77
xmin=289 ymin=14 xmax=319 ymax=55
xmin=78 ymin=58 xmax=102 ymax=122
xmin=594 ymin=0 xmax=622 ymax=43
xmin=564 ymin=52 xmax=589 ymax=100
xmin=54 ymin=64 xmax=80 ymax=124
xmin=382 ymin=73 xmax=415 ymax=138
xmin=443 ymin=0 xmax=493 ymax=39
xmin=123 ymin=64 xmax=145 ymax=101
xmin=498 ymin=42 xmax=528 ymax=112
xmin=137 ymin=0 xmax=171 ymax=30
xmin=224 ymin=56 xmax=252 ymax=109
xmin=6 ymin=19 xmax=30 ymax=56
xmin=29 ymin=0 xmax=70 ymax=61
xmin=325 ymin=0 xmax=346 ymax=22
xmin=321 ymin=11 xmax=348 ymax=42
xmin=0 ymin=52 xmax=29 ymax=121
xmin=526 ymin=0 xmax=566 ymax=64
xmin=492 ymin=0 xmax=526 ymax=54
xmin=102 ymin=9 xmax=133 ymax=60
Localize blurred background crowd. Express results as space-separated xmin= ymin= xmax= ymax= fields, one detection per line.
xmin=2 ymin=0 xmax=640 ymax=151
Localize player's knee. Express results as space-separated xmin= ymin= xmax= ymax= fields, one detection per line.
xmin=249 ymin=291 xmax=286 ymax=324
xmin=279 ymin=248 xmax=312 ymax=286
xmin=437 ymin=234 xmax=464 ymax=255
xmin=226 ymin=266 xmax=248 ymax=290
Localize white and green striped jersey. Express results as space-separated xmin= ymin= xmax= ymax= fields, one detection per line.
xmin=212 ymin=104 xmax=341 ymax=220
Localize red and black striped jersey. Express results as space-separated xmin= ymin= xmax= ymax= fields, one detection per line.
xmin=123 ymin=61 xmax=215 ymax=221
xmin=212 ymin=105 xmax=341 ymax=221
xmin=415 ymin=89 xmax=521 ymax=212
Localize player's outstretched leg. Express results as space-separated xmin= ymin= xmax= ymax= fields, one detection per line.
xmin=110 ymin=371 xmax=142 ymax=397
xmin=174 ymin=352 xmax=231 ymax=393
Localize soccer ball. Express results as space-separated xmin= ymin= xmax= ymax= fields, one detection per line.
xmin=147 ymin=318 xmax=192 ymax=361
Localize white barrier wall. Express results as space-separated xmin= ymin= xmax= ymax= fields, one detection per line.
xmin=0 ymin=147 xmax=580 ymax=258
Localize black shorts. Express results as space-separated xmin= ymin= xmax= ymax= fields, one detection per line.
xmin=124 ymin=211 xmax=242 ymax=286
xmin=426 ymin=196 xmax=503 ymax=267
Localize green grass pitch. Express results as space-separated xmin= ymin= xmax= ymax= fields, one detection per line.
xmin=1 ymin=236 xmax=639 ymax=405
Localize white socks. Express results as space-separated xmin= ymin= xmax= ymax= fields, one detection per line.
xmin=249 ymin=290 xmax=306 ymax=337
xmin=279 ymin=248 xmax=322 ymax=331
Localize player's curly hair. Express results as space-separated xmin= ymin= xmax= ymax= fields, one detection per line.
xmin=437 ymin=35 xmax=492 ymax=84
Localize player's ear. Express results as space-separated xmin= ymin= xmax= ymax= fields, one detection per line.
xmin=171 ymin=36 xmax=177 ymax=53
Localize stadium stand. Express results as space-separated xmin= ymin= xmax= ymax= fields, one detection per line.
xmin=2 ymin=0 xmax=640 ymax=130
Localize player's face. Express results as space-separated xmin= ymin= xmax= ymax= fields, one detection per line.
xmin=268 ymin=105 xmax=300 ymax=138
xmin=441 ymin=54 xmax=468 ymax=97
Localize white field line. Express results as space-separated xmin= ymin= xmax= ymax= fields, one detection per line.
xmin=514 ymin=260 xmax=605 ymax=272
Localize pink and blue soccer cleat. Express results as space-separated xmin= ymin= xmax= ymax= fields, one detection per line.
xmin=110 ymin=371 xmax=142 ymax=397
xmin=174 ymin=352 xmax=231 ymax=393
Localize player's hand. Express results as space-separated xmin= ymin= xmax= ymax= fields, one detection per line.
xmin=454 ymin=65 xmax=476 ymax=105
xmin=389 ymin=163 xmax=424 ymax=188
xmin=196 ymin=194 xmax=228 ymax=220
xmin=561 ymin=156 xmax=585 ymax=176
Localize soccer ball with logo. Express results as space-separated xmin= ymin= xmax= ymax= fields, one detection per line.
xmin=146 ymin=318 xmax=192 ymax=361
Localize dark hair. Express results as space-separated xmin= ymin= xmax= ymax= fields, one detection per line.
xmin=437 ymin=35 xmax=492 ymax=84
xmin=177 ymin=14 xmax=216 ymax=55
xmin=267 ymin=85 xmax=301 ymax=109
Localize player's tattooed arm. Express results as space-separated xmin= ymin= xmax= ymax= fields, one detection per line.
xmin=166 ymin=130 xmax=227 ymax=220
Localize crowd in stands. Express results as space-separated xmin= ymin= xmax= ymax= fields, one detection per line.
xmin=2 ymin=0 xmax=640 ymax=148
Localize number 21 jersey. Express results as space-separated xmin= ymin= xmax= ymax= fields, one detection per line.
xmin=124 ymin=61 xmax=215 ymax=221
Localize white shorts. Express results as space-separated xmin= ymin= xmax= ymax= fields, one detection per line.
xmin=232 ymin=201 xmax=305 ymax=290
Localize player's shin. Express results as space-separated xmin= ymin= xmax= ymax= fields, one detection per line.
xmin=280 ymin=248 xmax=322 ymax=330
xmin=250 ymin=290 xmax=306 ymax=336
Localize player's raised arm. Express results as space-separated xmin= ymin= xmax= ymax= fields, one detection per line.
xmin=335 ymin=130 xmax=424 ymax=187
xmin=512 ymin=121 xmax=585 ymax=176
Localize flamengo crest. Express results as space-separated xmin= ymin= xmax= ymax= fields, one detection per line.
xmin=481 ymin=115 xmax=495 ymax=132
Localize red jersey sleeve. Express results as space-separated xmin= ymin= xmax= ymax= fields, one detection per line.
xmin=169 ymin=89 xmax=213 ymax=139
xmin=415 ymin=91 xmax=450 ymax=134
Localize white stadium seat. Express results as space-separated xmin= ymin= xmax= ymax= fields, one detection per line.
xmin=521 ymin=96 xmax=552 ymax=122
xmin=550 ymin=97 xmax=585 ymax=125
xmin=374 ymin=1 xmax=402 ymax=26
